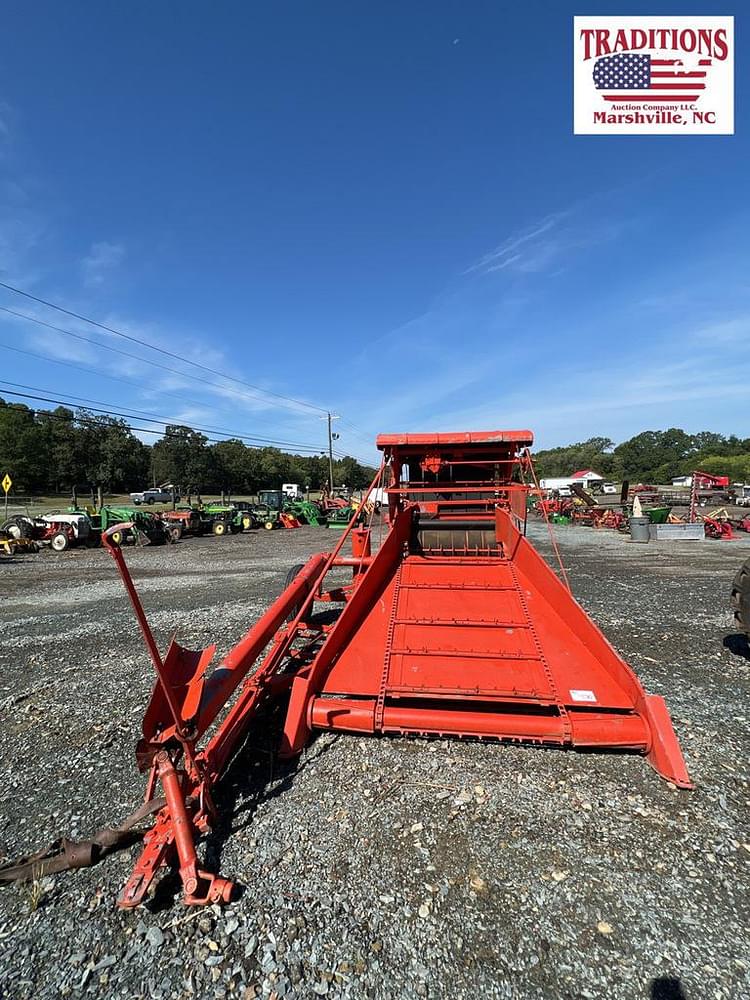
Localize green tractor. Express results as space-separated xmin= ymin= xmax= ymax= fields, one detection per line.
xmin=254 ymin=490 xmax=284 ymax=530
xmin=284 ymin=498 xmax=327 ymax=526
xmin=253 ymin=490 xmax=304 ymax=530
xmin=72 ymin=504 xmax=171 ymax=545
xmin=325 ymin=506 xmax=357 ymax=530
xmin=201 ymin=501 xmax=259 ymax=534
xmin=254 ymin=490 xmax=326 ymax=527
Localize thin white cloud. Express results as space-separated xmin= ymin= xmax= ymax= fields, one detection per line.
xmin=691 ymin=316 xmax=750 ymax=344
xmin=465 ymin=214 xmax=563 ymax=275
xmin=464 ymin=207 xmax=629 ymax=278
xmin=81 ymin=241 xmax=125 ymax=287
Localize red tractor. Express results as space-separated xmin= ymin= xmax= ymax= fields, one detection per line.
xmin=1 ymin=514 xmax=79 ymax=552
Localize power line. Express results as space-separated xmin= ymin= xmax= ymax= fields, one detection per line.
xmin=0 ymin=379 xmax=326 ymax=451
xmin=0 ymin=304 xmax=318 ymax=415
xmin=0 ymin=386 xmax=329 ymax=454
xmin=0 ymin=341 xmax=369 ymax=459
xmin=0 ymin=307 xmax=377 ymax=469
xmin=0 ymin=340 xmax=260 ymax=417
xmin=0 ymin=280 xmax=329 ymax=415
xmin=0 ymin=342 xmax=365 ymax=459
xmin=0 ymin=293 xmax=377 ymax=465
xmin=0 ymin=383 xmax=369 ymax=464
xmin=338 ymin=418 xmax=376 ymax=447
xmin=1 ymin=388 xmax=238 ymax=445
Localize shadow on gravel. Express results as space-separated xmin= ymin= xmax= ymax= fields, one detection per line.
xmin=144 ymin=607 xmax=344 ymax=913
xmin=145 ymin=699 xmax=338 ymax=913
xmin=722 ymin=633 xmax=750 ymax=660
xmin=650 ymin=977 xmax=687 ymax=999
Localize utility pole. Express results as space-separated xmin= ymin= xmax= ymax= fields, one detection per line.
xmin=324 ymin=412 xmax=340 ymax=492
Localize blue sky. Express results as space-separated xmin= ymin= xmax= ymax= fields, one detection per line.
xmin=0 ymin=1 xmax=746 ymax=463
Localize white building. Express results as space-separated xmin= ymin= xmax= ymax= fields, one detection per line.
xmin=540 ymin=469 xmax=604 ymax=491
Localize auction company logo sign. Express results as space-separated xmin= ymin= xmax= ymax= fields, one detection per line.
xmin=573 ymin=16 xmax=734 ymax=135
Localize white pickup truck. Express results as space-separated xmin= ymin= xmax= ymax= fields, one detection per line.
xmin=129 ymin=486 xmax=178 ymax=505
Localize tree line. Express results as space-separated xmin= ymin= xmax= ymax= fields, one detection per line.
xmin=533 ymin=429 xmax=750 ymax=484
xmin=0 ymin=398 xmax=376 ymax=496
xmin=4 ymin=397 xmax=748 ymax=496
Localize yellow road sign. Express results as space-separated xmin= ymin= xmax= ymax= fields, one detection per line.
xmin=1 ymin=474 xmax=11 ymax=494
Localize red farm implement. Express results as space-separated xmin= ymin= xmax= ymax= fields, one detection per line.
xmin=702 ymin=516 xmax=734 ymax=540
xmin=98 ymin=432 xmax=691 ymax=908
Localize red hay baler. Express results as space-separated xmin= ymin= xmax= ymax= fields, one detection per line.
xmin=101 ymin=430 xmax=692 ymax=908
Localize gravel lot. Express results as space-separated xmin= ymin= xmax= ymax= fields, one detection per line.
xmin=0 ymin=522 xmax=748 ymax=1000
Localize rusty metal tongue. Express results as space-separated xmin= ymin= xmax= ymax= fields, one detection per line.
xmin=0 ymin=797 xmax=165 ymax=885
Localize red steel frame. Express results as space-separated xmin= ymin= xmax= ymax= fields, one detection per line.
xmin=103 ymin=429 xmax=692 ymax=908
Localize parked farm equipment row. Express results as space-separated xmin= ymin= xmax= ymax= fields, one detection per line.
xmin=0 ymin=491 xmax=367 ymax=556
xmin=0 ymin=507 xmax=172 ymax=550
xmin=531 ymin=496 xmax=629 ymax=531
xmin=531 ymin=477 xmax=750 ymax=542
xmin=8 ymin=429 xmax=688 ymax=909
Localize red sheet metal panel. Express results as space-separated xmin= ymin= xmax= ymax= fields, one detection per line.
xmin=317 ymin=547 xmax=637 ymax=710
xmin=376 ymin=430 xmax=534 ymax=449
xmin=304 ymin=503 xmax=691 ymax=788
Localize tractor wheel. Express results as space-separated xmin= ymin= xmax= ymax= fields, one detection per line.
xmin=2 ymin=516 xmax=32 ymax=540
xmin=50 ymin=531 xmax=70 ymax=552
xmin=168 ymin=524 xmax=183 ymax=543
xmin=264 ymin=520 xmax=275 ymax=531
xmin=241 ymin=515 xmax=252 ymax=531
xmin=213 ymin=521 xmax=227 ymax=536
xmin=111 ymin=529 xmax=126 ymax=546
xmin=731 ymin=557 xmax=750 ymax=634
xmin=283 ymin=563 xmax=306 ymax=622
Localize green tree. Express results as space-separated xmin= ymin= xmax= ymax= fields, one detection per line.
xmin=333 ymin=456 xmax=372 ymax=489
xmin=93 ymin=419 xmax=150 ymax=491
xmin=694 ymin=454 xmax=750 ymax=482
xmin=614 ymin=428 xmax=695 ymax=481
xmin=0 ymin=398 xmax=49 ymax=493
xmin=35 ymin=406 xmax=80 ymax=491
xmin=533 ymin=437 xmax=620 ymax=481
xmin=152 ymin=425 xmax=216 ymax=493
xmin=212 ymin=439 xmax=259 ymax=494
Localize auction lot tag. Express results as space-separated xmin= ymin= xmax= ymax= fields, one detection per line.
xmin=570 ymin=689 xmax=597 ymax=703
xmin=573 ymin=16 xmax=734 ymax=135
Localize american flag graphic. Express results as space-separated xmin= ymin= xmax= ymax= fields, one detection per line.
xmin=593 ymin=52 xmax=711 ymax=102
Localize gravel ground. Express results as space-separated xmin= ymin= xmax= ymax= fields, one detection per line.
xmin=0 ymin=522 xmax=748 ymax=1000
